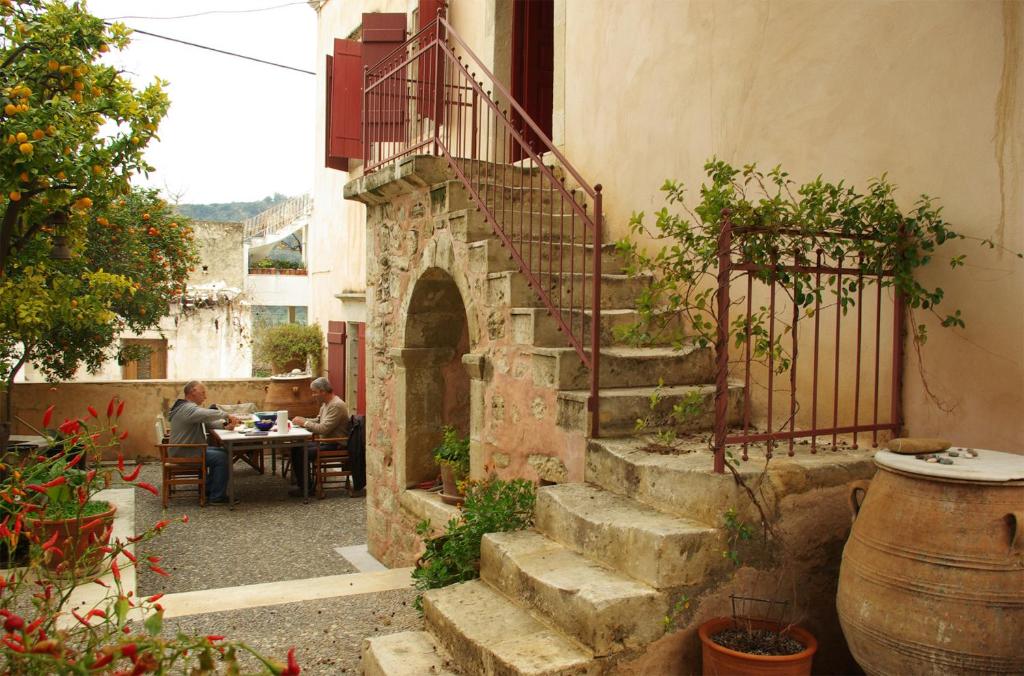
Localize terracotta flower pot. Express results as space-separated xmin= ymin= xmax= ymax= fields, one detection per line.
xmin=26 ymin=502 xmax=116 ymax=578
xmin=439 ymin=463 xmax=465 ymax=506
xmin=699 ymin=617 xmax=817 ymax=676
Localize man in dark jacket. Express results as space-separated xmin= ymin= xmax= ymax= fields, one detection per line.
xmin=168 ymin=380 xmax=240 ymax=504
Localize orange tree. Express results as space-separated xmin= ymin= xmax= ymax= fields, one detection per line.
xmin=0 ymin=0 xmax=184 ymax=436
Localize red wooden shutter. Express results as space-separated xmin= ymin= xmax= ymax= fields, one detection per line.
xmin=418 ymin=0 xmax=445 ymax=32
xmin=327 ymin=321 xmax=347 ymax=399
xmin=356 ymin=323 xmax=367 ymax=415
xmin=329 ymin=39 xmax=363 ymax=163
xmin=363 ymin=13 xmax=407 ymax=143
xmin=324 ymin=55 xmax=348 ymax=171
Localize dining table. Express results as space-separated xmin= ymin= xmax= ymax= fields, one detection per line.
xmin=210 ymin=426 xmax=313 ymax=508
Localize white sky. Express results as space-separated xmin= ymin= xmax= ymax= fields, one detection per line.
xmin=87 ymin=0 xmax=317 ymax=204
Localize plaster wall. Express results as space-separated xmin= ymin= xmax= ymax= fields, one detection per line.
xmin=9 ymin=378 xmax=270 ymax=460
xmin=557 ymin=0 xmax=1023 ymax=452
xmin=246 ymin=273 xmax=311 ymax=308
xmin=188 ymin=220 xmax=245 ymax=289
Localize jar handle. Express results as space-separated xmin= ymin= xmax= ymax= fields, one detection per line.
xmin=848 ymin=480 xmax=872 ymax=522
xmin=1008 ymin=512 xmax=1024 ymax=554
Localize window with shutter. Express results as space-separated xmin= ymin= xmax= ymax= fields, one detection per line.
xmin=363 ymin=13 xmax=408 ymax=145
xmin=328 ymin=38 xmax=363 ymax=164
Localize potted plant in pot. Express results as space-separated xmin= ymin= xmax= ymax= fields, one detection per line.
xmin=253 ymin=322 xmax=323 ymax=375
xmin=434 ymin=425 xmax=469 ymax=506
xmin=698 ymin=598 xmax=818 ymax=676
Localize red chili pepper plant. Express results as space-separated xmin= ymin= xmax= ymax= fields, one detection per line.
xmin=0 ymin=398 xmax=300 ymax=674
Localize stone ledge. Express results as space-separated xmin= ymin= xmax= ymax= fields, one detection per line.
xmin=344 ymin=156 xmax=451 ymax=206
xmin=399 ymin=488 xmax=460 ymax=532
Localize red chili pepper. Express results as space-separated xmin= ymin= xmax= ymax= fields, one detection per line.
xmin=58 ymin=419 xmax=81 ymax=435
xmin=42 ymin=476 xmax=67 ymax=488
xmin=24 ymin=618 xmax=43 ymax=634
xmin=153 ymin=603 xmax=163 ymax=612
xmin=120 ymin=642 xmax=138 ymax=661
xmin=283 ymin=647 xmax=301 ymax=675
xmin=2 ymin=637 xmax=25 ymax=653
xmin=117 ymin=400 xmax=126 ymax=417
xmin=147 ymin=556 xmax=161 ymax=564
xmin=41 ymin=530 xmax=59 ymax=551
xmin=89 ymin=433 xmax=101 ymax=443
xmin=119 ymin=431 xmax=129 ymax=440
xmin=93 ymin=578 xmax=110 ymax=588
xmin=121 ymin=550 xmax=137 ymax=563
xmin=26 ymin=484 xmax=48 ymax=494
xmin=111 ymin=559 xmax=121 ymax=582
xmin=86 ymin=469 xmax=97 ymax=482
xmin=147 ymin=593 xmax=164 ymax=602
xmin=206 ymin=635 xmax=225 ymax=642
xmin=4 ymin=612 xmax=24 ymax=631
xmin=117 ymin=454 xmax=125 ymax=472
xmin=84 ymin=609 xmax=106 ymax=620
xmin=153 ymin=520 xmax=170 ymax=531
xmin=181 ymin=515 xmax=189 ymax=524
xmin=42 ymin=405 xmax=55 ymax=428
xmin=91 ymin=652 xmax=114 ymax=669
xmin=122 ymin=465 xmax=141 ymax=482
xmin=148 ymin=564 xmax=169 ymax=577
xmin=78 ymin=487 xmax=88 ymax=506
xmin=107 ymin=398 xmax=116 ymax=418
xmin=137 ymin=482 xmax=158 ymax=496
xmin=87 ymin=405 xmax=99 ymax=418
xmin=72 ymin=610 xmax=91 ymax=627
xmin=67 ymin=453 xmax=84 ymax=468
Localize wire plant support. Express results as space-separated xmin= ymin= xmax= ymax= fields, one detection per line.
xmin=361 ymin=9 xmax=604 ymax=438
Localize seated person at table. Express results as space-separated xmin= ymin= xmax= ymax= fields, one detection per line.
xmin=168 ymin=380 xmax=241 ymax=505
xmin=289 ymin=377 xmax=349 ymax=497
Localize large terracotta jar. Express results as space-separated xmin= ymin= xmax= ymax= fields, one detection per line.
xmin=263 ymin=373 xmax=318 ymax=419
xmin=837 ymin=449 xmax=1024 ymax=675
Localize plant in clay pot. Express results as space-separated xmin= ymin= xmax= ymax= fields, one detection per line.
xmin=253 ymin=322 xmax=323 ymax=375
xmin=433 ymin=425 xmax=469 ymax=505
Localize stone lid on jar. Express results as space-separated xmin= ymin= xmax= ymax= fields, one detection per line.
xmin=875 ymin=447 xmax=1024 ymax=483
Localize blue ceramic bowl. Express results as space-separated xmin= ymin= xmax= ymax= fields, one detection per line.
xmin=254 ymin=420 xmax=274 ymax=431
xmin=255 ymin=412 xmax=277 ymax=421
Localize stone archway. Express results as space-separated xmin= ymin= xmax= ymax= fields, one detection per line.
xmin=394 ymin=267 xmax=471 ymax=488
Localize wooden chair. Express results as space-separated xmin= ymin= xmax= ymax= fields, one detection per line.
xmin=312 ymin=435 xmax=350 ymax=499
xmin=155 ymin=443 xmax=207 ymax=508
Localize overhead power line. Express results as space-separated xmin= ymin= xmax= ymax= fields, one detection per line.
xmin=113 ymin=24 xmax=315 ymax=75
xmin=103 ymin=2 xmax=309 ymax=21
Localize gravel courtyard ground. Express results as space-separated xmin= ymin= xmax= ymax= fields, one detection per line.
xmin=129 ymin=461 xmax=424 ymax=674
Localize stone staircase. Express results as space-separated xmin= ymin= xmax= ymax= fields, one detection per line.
xmin=362 ymin=162 xmax=745 ymax=674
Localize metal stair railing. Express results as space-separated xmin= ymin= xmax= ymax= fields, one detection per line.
xmin=362 ymin=11 xmax=604 ymax=437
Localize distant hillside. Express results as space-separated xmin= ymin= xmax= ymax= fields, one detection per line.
xmin=175 ymin=193 xmax=292 ymax=222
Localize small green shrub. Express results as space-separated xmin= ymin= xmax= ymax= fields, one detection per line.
xmin=253 ymin=323 xmax=323 ymax=373
xmin=433 ymin=425 xmax=470 ymax=478
xmin=249 ymin=258 xmax=305 ymax=270
xmin=412 ymin=477 xmax=536 ymax=609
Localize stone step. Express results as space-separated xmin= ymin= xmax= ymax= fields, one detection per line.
xmin=585 ymin=436 xmax=877 ymax=525
xmin=487 ymin=271 xmax=650 ymax=311
xmin=362 ymin=631 xmax=458 ymax=676
xmin=449 ymin=206 xmax=601 ymax=244
xmin=556 ymin=383 xmax=743 ymax=437
xmin=468 ymin=238 xmax=624 ymax=275
xmin=481 ymin=530 xmax=665 ymax=657
xmin=422 ymin=579 xmax=597 ymax=676
xmin=510 ymin=307 xmax=686 ymax=349
xmin=529 ymin=344 xmax=715 ymax=390
xmin=534 ymin=483 xmax=723 ymax=589
xmin=452 ymin=160 xmax=544 ymax=182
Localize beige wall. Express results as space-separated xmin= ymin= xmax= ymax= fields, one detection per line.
xmin=10 ymin=379 xmax=270 ymax=460
xmin=560 ymin=0 xmax=1024 ymax=452
xmin=188 ymin=220 xmax=245 ymax=289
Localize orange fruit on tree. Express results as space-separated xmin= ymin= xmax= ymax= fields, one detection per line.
xmin=3 ymin=103 xmax=16 ymax=115
xmin=97 ymin=217 xmax=109 ymax=226
xmin=70 ymin=300 xmax=78 ymax=308
xmin=9 ymin=190 xmax=21 ymax=201
xmin=98 ymin=43 xmax=109 ymax=53
xmin=56 ymin=171 xmax=66 ymax=180
xmin=46 ymin=125 xmax=56 ymax=136
xmin=15 ymin=132 xmax=27 ymax=142
xmin=47 ymin=60 xmax=59 ymax=72
xmin=31 ymin=129 xmax=44 ymax=140
xmin=5 ymin=134 xmax=15 ymax=144
xmin=73 ymin=81 xmax=84 ymax=92
xmin=142 ymin=213 xmax=150 ymax=221
xmin=18 ymin=172 xmax=28 ymax=182
xmin=18 ymin=142 xmax=32 ymax=154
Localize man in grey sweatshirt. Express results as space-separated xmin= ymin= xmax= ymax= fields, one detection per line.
xmin=167 ymin=380 xmax=241 ymax=504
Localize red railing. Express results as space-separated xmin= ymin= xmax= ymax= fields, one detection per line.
xmin=713 ymin=213 xmax=905 ymax=473
xmin=362 ymin=12 xmax=603 ymax=436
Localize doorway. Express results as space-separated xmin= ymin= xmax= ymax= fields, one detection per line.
xmin=510 ymin=0 xmax=553 ymax=162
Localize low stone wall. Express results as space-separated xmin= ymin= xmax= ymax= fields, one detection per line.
xmin=11 ymin=379 xmax=271 ymax=460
